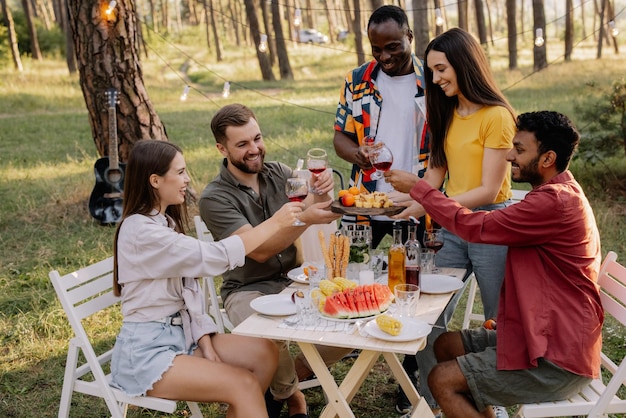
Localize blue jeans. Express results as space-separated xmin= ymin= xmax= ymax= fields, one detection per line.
xmin=413 ymin=202 xmax=509 ymax=408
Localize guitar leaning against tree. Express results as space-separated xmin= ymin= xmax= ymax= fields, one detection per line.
xmin=89 ymin=88 xmax=125 ymax=225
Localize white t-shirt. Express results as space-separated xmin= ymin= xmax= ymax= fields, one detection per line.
xmin=373 ymin=71 xmax=417 ymax=219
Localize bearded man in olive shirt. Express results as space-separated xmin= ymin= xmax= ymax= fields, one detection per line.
xmin=199 ymin=104 xmax=346 ymax=418
xmin=385 ymin=111 xmax=603 ymax=418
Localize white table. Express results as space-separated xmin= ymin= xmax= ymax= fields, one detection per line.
xmin=232 ymin=267 xmax=465 ymax=418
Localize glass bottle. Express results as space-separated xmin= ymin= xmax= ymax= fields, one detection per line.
xmin=404 ymin=220 xmax=421 ymax=287
xmin=387 ymin=222 xmax=406 ymax=293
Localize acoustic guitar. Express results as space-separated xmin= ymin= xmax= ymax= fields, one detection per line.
xmin=88 ymin=88 xmax=125 ymax=225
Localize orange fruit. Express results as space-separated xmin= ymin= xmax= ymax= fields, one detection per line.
xmin=337 ymin=189 xmax=349 ymax=198
xmin=348 ymin=186 xmax=360 ymax=195
xmin=340 ymin=193 xmax=356 ymax=207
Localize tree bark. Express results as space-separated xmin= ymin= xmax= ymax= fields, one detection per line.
xmin=458 ymin=0 xmax=468 ymax=30
xmin=352 ymin=0 xmax=366 ymax=66
xmin=532 ymin=0 xmax=547 ymax=70
xmin=564 ymin=0 xmax=574 ymax=61
xmin=67 ymin=0 xmax=167 ymax=160
xmin=58 ymin=0 xmax=77 ymax=73
xmin=21 ymin=0 xmax=43 ymax=59
xmin=1 ymin=0 xmax=23 ymax=72
xmin=506 ymin=0 xmax=517 ymax=69
xmin=324 ymin=0 xmax=337 ymax=43
xmin=413 ymin=0 xmax=429 ymax=58
xmin=209 ymin=0 xmax=223 ymax=61
xmin=260 ymin=0 xmax=275 ymax=66
xmin=271 ymin=0 xmax=293 ymax=79
xmin=242 ymin=0 xmax=276 ymax=80
xmin=474 ymin=0 xmax=488 ymax=45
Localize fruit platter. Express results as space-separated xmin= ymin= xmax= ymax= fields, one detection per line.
xmin=330 ymin=188 xmax=404 ymax=216
xmin=311 ymin=277 xmax=394 ymax=320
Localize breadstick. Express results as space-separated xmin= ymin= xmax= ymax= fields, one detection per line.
xmin=318 ymin=230 xmax=332 ymax=279
xmin=329 ymin=233 xmax=337 ymax=279
xmin=341 ymin=235 xmax=350 ymax=278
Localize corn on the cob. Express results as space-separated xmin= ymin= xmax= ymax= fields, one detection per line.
xmin=376 ymin=314 xmax=403 ymax=336
xmin=310 ymin=288 xmax=326 ymax=310
xmin=331 ymin=276 xmax=357 ymax=291
xmin=320 ymin=279 xmax=341 ymax=296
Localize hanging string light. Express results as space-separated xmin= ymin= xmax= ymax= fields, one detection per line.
xmin=259 ymin=34 xmax=268 ymax=53
xmin=534 ymin=28 xmax=545 ymax=47
xmin=435 ymin=8 xmax=444 ymax=27
xmin=105 ymin=0 xmax=117 ymax=16
xmin=222 ymin=81 xmax=231 ymax=98
xmin=180 ymin=85 xmax=190 ymax=101
xmin=609 ymin=20 xmax=620 ymax=37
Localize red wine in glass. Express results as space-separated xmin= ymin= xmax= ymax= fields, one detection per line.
xmin=306 ymin=148 xmax=328 ymax=194
xmin=372 ymin=161 xmax=392 ymax=171
xmin=424 ymin=229 xmax=444 ymax=253
xmin=425 ymin=241 xmax=444 ymax=253
xmin=368 ymin=143 xmax=393 ymax=181
xmin=308 ymin=167 xmax=326 ymax=176
xmin=288 ymin=194 xmax=307 ymax=203
xmin=406 ymin=265 xmax=421 ymax=287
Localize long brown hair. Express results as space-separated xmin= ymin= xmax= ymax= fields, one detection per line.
xmin=113 ymin=140 xmax=189 ymax=296
xmin=424 ymin=28 xmax=515 ymax=168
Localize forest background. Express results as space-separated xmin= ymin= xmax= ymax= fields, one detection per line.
xmin=1 ymin=0 xmax=626 ymax=416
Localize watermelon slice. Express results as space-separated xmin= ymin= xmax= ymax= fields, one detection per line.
xmin=320 ymin=283 xmax=394 ymax=319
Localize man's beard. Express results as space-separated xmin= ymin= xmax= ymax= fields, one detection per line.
xmin=231 ymin=151 xmax=265 ymax=174
xmin=513 ymin=156 xmax=542 ymax=186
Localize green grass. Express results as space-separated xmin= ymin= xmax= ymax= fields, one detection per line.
xmin=1 ymin=28 xmax=625 ymax=417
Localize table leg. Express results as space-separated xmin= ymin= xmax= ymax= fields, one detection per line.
xmin=383 ymin=352 xmax=435 ymax=418
xmin=298 ymin=342 xmax=354 ymax=418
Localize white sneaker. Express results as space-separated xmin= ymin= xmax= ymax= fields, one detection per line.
xmin=492 ymin=405 xmax=509 ymax=418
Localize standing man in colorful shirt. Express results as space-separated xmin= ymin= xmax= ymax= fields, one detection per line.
xmin=385 ymin=111 xmax=603 ymax=417
xmin=333 ymin=4 xmax=429 ymax=249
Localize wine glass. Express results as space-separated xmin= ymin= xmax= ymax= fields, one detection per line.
xmin=423 ymin=229 xmax=445 ymax=273
xmin=306 ymin=148 xmax=328 ymax=195
xmin=368 ymin=143 xmax=393 ymax=181
xmin=285 ymin=177 xmax=308 ymax=226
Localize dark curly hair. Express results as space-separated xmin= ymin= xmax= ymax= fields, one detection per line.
xmin=367 ymin=5 xmax=410 ymax=31
xmin=516 ymin=111 xmax=580 ymax=172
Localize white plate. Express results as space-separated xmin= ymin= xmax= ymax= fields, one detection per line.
xmin=421 ymin=274 xmax=463 ymax=294
xmin=287 ymin=266 xmax=309 ymax=284
xmin=363 ymin=317 xmax=432 ymax=342
xmin=250 ymin=294 xmax=297 ymax=316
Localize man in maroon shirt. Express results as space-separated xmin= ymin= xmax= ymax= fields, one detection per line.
xmin=385 ymin=111 xmax=603 ymax=418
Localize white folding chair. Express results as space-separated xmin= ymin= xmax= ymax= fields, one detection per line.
xmin=514 ymin=251 xmax=626 ymax=417
xmin=462 ymin=189 xmax=530 ymax=329
xmin=49 ymin=257 xmax=203 ymax=418
xmin=193 ymin=215 xmax=234 ymax=334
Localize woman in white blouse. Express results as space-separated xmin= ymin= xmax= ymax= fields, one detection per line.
xmin=110 ymin=140 xmax=303 ymax=418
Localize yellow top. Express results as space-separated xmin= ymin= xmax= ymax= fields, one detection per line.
xmin=444 ymin=106 xmax=515 ymax=202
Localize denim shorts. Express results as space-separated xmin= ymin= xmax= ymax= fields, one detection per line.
xmin=110 ymin=321 xmax=192 ymax=397
xmin=457 ymin=328 xmax=592 ymax=411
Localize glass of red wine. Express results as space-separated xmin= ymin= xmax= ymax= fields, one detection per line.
xmin=285 ymin=177 xmax=308 ymax=226
xmin=368 ymin=142 xmax=393 ymax=181
xmin=306 ymin=148 xmax=328 ymax=195
xmin=423 ymin=229 xmax=445 ymax=273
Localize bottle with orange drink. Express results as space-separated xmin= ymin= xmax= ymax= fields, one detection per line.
xmin=387 ymin=222 xmax=406 ymax=294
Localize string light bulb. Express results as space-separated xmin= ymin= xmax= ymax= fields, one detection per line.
xmin=294 ymin=8 xmax=301 ymax=27
xmin=534 ymin=28 xmax=545 ymax=47
xmin=180 ymin=85 xmax=190 ymax=101
xmin=222 ymin=81 xmax=231 ymax=98
xmin=105 ymin=0 xmax=117 ymax=16
xmin=259 ymin=34 xmax=268 ymax=53
xmin=435 ymin=8 xmax=444 ymax=27
xmin=609 ymin=21 xmax=619 ymax=37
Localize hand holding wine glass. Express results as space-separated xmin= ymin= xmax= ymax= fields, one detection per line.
xmin=306 ymin=148 xmax=328 ymax=195
xmin=285 ymin=177 xmax=308 ymax=226
xmin=368 ymin=143 xmax=393 ymax=181
xmin=423 ymin=228 xmax=444 ymax=272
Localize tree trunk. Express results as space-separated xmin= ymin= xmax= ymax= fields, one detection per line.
xmin=506 ymin=0 xmax=517 ymax=69
xmin=148 ymin=0 xmax=158 ymax=32
xmin=21 ymin=0 xmax=43 ymax=59
xmin=413 ymin=0 xmax=429 ymax=58
xmin=532 ymin=0 xmax=547 ymax=71
xmin=242 ymin=0 xmax=275 ymax=80
xmin=202 ymin=1 xmax=212 ymax=50
xmin=324 ymin=0 xmax=337 ymax=43
xmin=370 ymin=0 xmax=384 ymax=9
xmin=305 ymin=0 xmax=314 ymax=28
xmin=434 ymin=0 xmax=444 ymax=36
xmin=564 ymin=0 xmax=573 ymax=61
xmin=271 ymin=0 xmax=293 ymax=79
xmin=1 ymin=0 xmax=23 ymax=72
xmin=343 ymin=0 xmax=353 ymax=38
xmin=209 ymin=0 xmax=223 ymax=61
xmin=352 ymin=0 xmax=365 ymax=66
xmin=260 ymin=0 xmax=275 ymax=66
xmin=596 ymin=0 xmax=606 ymax=58
xmin=58 ymin=0 xmax=77 ymax=74
xmin=474 ymin=0 xmax=487 ymax=45
xmin=485 ymin=0 xmax=494 ymax=46
xmin=228 ymin=0 xmax=241 ymax=46
xmin=458 ymin=0 xmax=468 ymax=29
xmin=67 ymin=0 xmax=167 ymax=160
